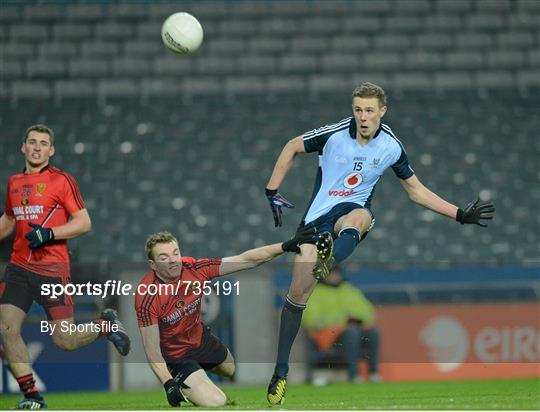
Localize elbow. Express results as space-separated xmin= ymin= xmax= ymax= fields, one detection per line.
xmin=408 ymin=191 xmax=421 ymax=204
xmin=284 ymin=140 xmax=299 ymax=157
xmin=81 ymin=219 xmax=92 ymax=235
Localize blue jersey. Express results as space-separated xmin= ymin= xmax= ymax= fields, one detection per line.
xmin=302 ymin=117 xmax=414 ymax=224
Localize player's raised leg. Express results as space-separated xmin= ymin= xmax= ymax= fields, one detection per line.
xmin=333 ymin=208 xmax=373 ymax=263
xmin=267 ymin=242 xmax=319 ymax=405
xmin=0 ymin=304 xmax=47 ymax=409
xmin=46 ymin=308 xmax=130 ymax=356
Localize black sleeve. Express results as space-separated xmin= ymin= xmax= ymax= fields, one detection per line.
xmin=392 ymin=148 xmax=415 ymax=180
xmin=303 ymin=131 xmax=333 ymax=153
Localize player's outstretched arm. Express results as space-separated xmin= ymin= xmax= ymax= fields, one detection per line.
xmin=140 ymin=325 xmax=173 ymax=385
xmin=220 ymin=243 xmax=284 ymax=276
xmin=140 ymin=325 xmax=186 ymax=406
xmin=399 ymin=175 xmax=495 ymax=226
xmin=0 ymin=213 xmax=15 ymax=241
xmin=220 ymin=226 xmax=317 ymax=275
xmin=265 ymin=136 xmax=306 ymax=227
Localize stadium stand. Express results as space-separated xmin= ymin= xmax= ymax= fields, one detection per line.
xmin=0 ymin=0 xmax=538 ymax=271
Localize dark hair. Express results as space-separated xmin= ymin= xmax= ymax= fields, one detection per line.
xmin=24 ymin=124 xmax=54 ymax=145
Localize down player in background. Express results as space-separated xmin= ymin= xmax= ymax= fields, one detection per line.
xmin=135 ymin=229 xmax=315 ymax=407
xmin=264 ymin=82 xmax=495 ymax=404
xmin=0 ymin=125 xmax=130 ymax=409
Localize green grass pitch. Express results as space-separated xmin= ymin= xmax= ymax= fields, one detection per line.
xmin=1 ymin=378 xmax=538 ymax=410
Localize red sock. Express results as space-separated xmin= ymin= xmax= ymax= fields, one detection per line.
xmin=16 ymin=373 xmax=41 ymax=399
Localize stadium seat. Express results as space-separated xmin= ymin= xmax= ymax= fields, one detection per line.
xmin=23 ymin=4 xmax=65 ymax=21
xmin=81 ymin=41 xmax=121 ymax=57
xmin=474 ymin=71 xmax=515 ymax=89
xmin=280 ymin=54 xmax=319 ymax=74
xmin=497 ymin=31 xmax=536 ymax=48
xmin=517 ymin=0 xmax=540 ymax=12
xmin=375 ymin=34 xmax=413 ymax=50
xmin=38 ymin=41 xmax=78 ymax=58
xmin=487 ymin=51 xmax=525 ymax=68
xmin=9 ymin=23 xmax=49 ymax=40
xmin=476 ymin=0 xmax=512 ymax=12
xmin=424 ymin=14 xmax=463 ymax=31
xmin=405 ymin=51 xmax=444 ymax=70
xmin=266 ymin=75 xmax=307 ymax=93
xmin=65 ymin=4 xmax=105 ymax=21
xmin=434 ymin=0 xmax=472 ymax=14
xmin=308 ymin=74 xmax=350 ymax=93
xmin=95 ymin=23 xmax=133 ymax=40
xmin=153 ymin=56 xmax=194 ymax=76
xmin=112 ymin=58 xmax=153 ymax=77
xmin=455 ymin=32 xmax=493 ymax=49
xmin=54 ymin=80 xmax=96 ymax=98
xmin=26 ymin=59 xmax=68 ymax=79
xmin=53 ymin=23 xmax=93 ymax=40
xmin=342 ymin=17 xmax=381 ymax=32
xmin=320 ymin=54 xmax=361 ymax=73
xmin=70 ymin=59 xmax=110 ymax=77
xmin=0 ymin=5 xmax=20 ymax=22
xmin=237 ymin=55 xmax=277 ymax=74
xmin=446 ymin=51 xmax=484 ymax=69
xmin=0 ymin=61 xmax=24 ymax=80
xmin=11 ymin=81 xmax=51 ymax=99
xmin=248 ymin=37 xmax=288 ymax=54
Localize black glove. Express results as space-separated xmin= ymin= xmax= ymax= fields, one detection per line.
xmin=164 ymin=378 xmax=185 ymax=407
xmin=266 ymin=188 xmax=294 ymax=227
xmin=456 ymin=197 xmax=495 ymax=227
xmin=282 ymin=225 xmax=318 ymax=253
xmin=25 ymin=223 xmax=55 ymax=249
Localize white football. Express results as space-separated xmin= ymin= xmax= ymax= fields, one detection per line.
xmin=161 ymin=12 xmax=203 ymax=54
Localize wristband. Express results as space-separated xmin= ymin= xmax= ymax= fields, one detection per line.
xmin=164 ymin=379 xmax=176 ymax=390
xmin=456 ymin=208 xmax=464 ymax=223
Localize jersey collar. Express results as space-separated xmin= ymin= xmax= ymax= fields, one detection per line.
xmin=23 ymin=164 xmax=50 ymax=174
xmin=348 ymin=119 xmax=383 ymax=140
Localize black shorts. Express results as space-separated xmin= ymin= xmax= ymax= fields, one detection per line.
xmin=167 ymin=325 xmax=229 ymax=381
xmin=300 ymin=202 xmax=375 ymax=241
xmin=0 ymin=263 xmax=74 ymax=320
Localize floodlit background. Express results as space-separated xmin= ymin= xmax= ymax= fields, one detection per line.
xmin=1 ymin=0 xmax=539 ymax=398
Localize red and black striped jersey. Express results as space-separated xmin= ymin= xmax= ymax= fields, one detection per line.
xmin=134 ymin=256 xmax=222 ymax=360
xmin=5 ymin=165 xmax=86 ymax=278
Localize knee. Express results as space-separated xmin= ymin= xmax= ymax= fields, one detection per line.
xmin=223 ymin=362 xmax=235 ymax=377
xmin=197 ymin=388 xmax=227 ymax=407
xmin=52 ymin=332 xmax=77 ymax=351
xmin=298 ymin=243 xmax=317 ymax=261
xmin=343 ymin=210 xmax=372 ymax=233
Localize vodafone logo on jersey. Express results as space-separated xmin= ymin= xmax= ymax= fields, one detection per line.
xmin=343 ymin=172 xmax=363 ymax=189
xmin=328 ymin=173 xmax=363 ymax=197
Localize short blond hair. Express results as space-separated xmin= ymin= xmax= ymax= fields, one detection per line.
xmin=352 ymin=82 xmax=387 ymax=107
xmin=145 ymin=231 xmax=179 ymax=260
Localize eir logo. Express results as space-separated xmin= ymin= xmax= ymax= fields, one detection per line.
xmin=420 ymin=316 xmax=469 ymax=372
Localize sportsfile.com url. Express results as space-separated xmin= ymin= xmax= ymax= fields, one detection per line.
xmin=40 ymin=280 xmax=240 ymax=299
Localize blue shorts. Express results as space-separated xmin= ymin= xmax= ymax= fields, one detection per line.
xmin=299 ymin=202 xmax=374 ymax=241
